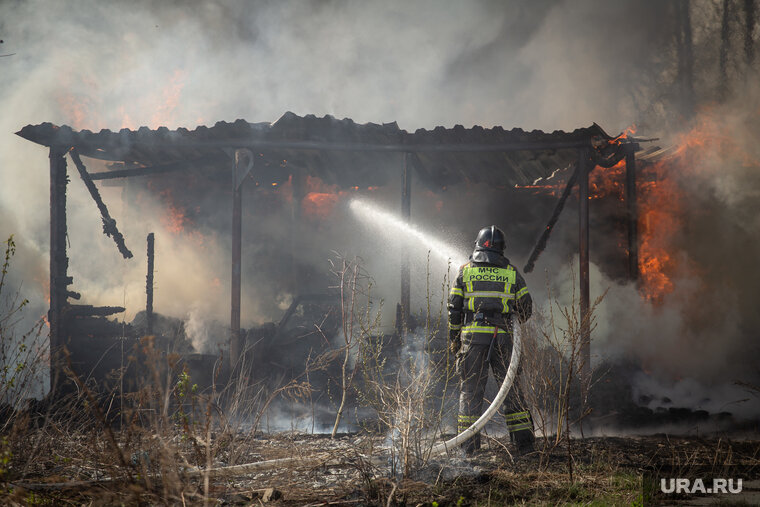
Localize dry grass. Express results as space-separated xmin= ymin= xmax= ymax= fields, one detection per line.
xmin=1 ymin=241 xmax=757 ymax=504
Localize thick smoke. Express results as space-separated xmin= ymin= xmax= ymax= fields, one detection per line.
xmin=0 ymin=0 xmax=758 ymax=418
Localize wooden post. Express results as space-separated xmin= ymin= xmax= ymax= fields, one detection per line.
xmin=400 ymin=152 xmax=412 ymax=331
xmin=49 ymin=146 xmax=69 ymax=396
xmin=230 ymin=161 xmax=242 ymax=373
xmin=146 ymin=233 xmax=155 ymax=335
xmin=578 ymin=148 xmax=591 ymax=390
xmin=230 ymin=149 xmax=253 ymax=373
xmin=291 ymin=167 xmax=304 ymax=293
xmin=625 ymin=145 xmax=639 ymax=281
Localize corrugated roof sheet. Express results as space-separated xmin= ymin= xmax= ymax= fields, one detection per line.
xmin=17 ymin=112 xmax=621 ymax=190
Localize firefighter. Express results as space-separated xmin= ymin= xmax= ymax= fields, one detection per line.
xmin=448 ymin=225 xmax=534 ymax=455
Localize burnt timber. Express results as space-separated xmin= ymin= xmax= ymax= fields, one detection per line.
xmin=18 ymin=112 xmax=641 ymax=396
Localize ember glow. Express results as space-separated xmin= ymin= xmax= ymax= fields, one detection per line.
xmin=589 ymin=160 xmax=626 ymax=201
xmin=302 ymin=176 xmax=342 ymax=219
xmin=302 ymin=192 xmax=340 ymax=218
xmin=636 ymin=164 xmax=681 ymax=300
xmin=157 ymin=188 xmax=190 ymax=235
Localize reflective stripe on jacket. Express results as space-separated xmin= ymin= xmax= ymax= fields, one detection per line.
xmin=448 ymin=253 xmax=532 ymax=345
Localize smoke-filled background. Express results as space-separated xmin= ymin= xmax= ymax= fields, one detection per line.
xmin=1 ymin=0 xmax=759 ymax=418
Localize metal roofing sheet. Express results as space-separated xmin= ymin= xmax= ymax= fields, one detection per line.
xmin=17 ymin=112 xmax=619 ymax=190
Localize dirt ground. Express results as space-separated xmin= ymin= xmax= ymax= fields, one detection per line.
xmin=5 ymin=429 xmax=760 ymax=506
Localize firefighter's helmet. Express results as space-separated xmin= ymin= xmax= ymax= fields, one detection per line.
xmin=474 ymin=225 xmax=506 ymax=253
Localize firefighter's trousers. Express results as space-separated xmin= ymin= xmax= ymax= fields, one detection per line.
xmin=457 ymin=333 xmax=534 ymax=454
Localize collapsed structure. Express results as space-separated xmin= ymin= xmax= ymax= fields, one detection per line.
xmin=16 ymin=113 xmax=642 ymax=396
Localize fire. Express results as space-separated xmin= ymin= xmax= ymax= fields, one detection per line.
xmin=611 ymin=124 xmax=637 ymax=142
xmin=56 ymin=68 xmax=187 ymax=130
xmin=589 ymin=159 xmax=626 ymax=200
xmin=150 ymin=69 xmax=186 ymax=128
xmin=56 ymin=93 xmax=91 ymax=130
xmin=301 ymin=176 xmax=342 ymax=219
xmin=512 ymin=122 xmax=701 ymax=302
xmin=302 ymin=192 xmax=340 ymax=218
xmin=163 ymin=205 xmax=188 ymax=234
xmin=157 ymin=188 xmax=190 ymax=235
xmin=634 ymin=154 xmax=689 ymax=301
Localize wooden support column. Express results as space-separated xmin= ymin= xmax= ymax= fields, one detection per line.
xmin=400 ymin=152 xmax=412 ymax=332
xmin=146 ymin=233 xmax=155 ymax=335
xmin=578 ymin=147 xmax=591 ymax=390
xmin=230 ymin=168 xmax=242 ymax=373
xmin=230 ymin=149 xmax=253 ymax=373
xmin=290 ymin=167 xmax=305 ymax=293
xmin=625 ymin=145 xmax=639 ymax=281
xmin=49 ymin=146 xmax=69 ymax=396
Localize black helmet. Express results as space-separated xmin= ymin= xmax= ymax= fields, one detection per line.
xmin=474 ymin=225 xmax=506 ymax=253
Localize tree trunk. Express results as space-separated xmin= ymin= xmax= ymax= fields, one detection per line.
xmin=720 ymin=0 xmax=731 ymax=100
xmin=676 ymin=0 xmax=695 ymax=118
xmin=745 ymin=0 xmax=756 ymax=70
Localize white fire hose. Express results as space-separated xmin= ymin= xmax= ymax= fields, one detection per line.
xmin=187 ymin=325 xmax=522 ymax=477
xmin=429 ymin=324 xmax=522 ymax=456
xmin=173 ymin=325 xmax=522 ymax=478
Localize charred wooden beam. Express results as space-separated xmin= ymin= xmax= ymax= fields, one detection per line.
xmin=578 ymin=148 xmax=591 ymax=391
xmin=231 ymin=173 xmax=242 ymax=372
xmin=66 ymin=291 xmax=81 ymax=300
xmin=400 ymin=152 xmax=412 ymax=331
xmin=69 ymin=149 xmax=133 ymax=259
xmin=290 ymin=166 xmax=305 ymax=293
xmin=49 ymin=146 xmax=69 ymax=395
xmin=523 ymin=164 xmax=578 ymax=273
xmin=230 ymin=149 xmax=253 ymax=372
xmin=45 ymin=138 xmax=598 ymax=155
xmin=66 ymin=305 xmax=125 ymax=318
xmin=88 ymin=157 xmax=215 ymax=180
xmin=625 ymin=145 xmax=639 ymax=281
xmin=158 ymin=139 xmax=597 ymax=153
xmin=146 ymin=233 xmax=155 ymax=335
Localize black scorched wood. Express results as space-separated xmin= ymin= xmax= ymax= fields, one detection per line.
xmin=66 ymin=304 xmax=125 ymax=317
xmin=400 ymin=152 xmax=412 ymax=331
xmin=523 ymin=163 xmax=579 ymax=274
xmin=49 ymin=146 xmax=69 ymax=395
xmin=625 ymin=145 xmax=639 ymax=280
xmin=69 ymin=149 xmax=133 ymax=259
xmin=578 ymin=148 xmax=591 ymax=391
xmin=146 ymin=233 xmax=154 ymax=335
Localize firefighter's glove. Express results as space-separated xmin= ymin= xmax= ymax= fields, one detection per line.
xmin=449 ymin=330 xmax=461 ymax=355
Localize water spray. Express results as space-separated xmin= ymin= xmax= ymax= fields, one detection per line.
xmin=349 ymin=198 xmax=522 ymax=458
xmin=348 ymin=198 xmax=467 ymax=265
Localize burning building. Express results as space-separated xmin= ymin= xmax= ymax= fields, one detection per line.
xmin=17 ymin=112 xmax=645 ymax=408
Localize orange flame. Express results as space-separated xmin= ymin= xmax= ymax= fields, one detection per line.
xmin=300 ymin=176 xmax=342 ymax=219
xmin=150 ymin=69 xmax=186 ymax=128
xmin=637 ymin=166 xmax=680 ymax=300
xmin=157 ymin=188 xmax=190 ymax=235
xmin=302 ymin=192 xmax=340 ymax=218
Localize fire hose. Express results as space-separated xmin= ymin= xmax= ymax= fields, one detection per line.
xmin=187 ymin=320 xmax=522 ymax=476
xmin=428 ymin=320 xmax=521 ymax=456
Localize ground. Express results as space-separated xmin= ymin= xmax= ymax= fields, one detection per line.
xmin=4 ymin=428 xmax=759 ymax=506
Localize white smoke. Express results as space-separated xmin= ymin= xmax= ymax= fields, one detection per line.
xmin=1 ymin=0 xmax=758 ymax=419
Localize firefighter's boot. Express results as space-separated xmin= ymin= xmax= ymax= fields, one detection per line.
xmin=506 ymin=410 xmax=535 ymax=455
xmin=458 ymin=414 xmax=480 ymax=456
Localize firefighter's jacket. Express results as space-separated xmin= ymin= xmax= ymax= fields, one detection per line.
xmin=448 ymin=249 xmax=532 ymax=345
